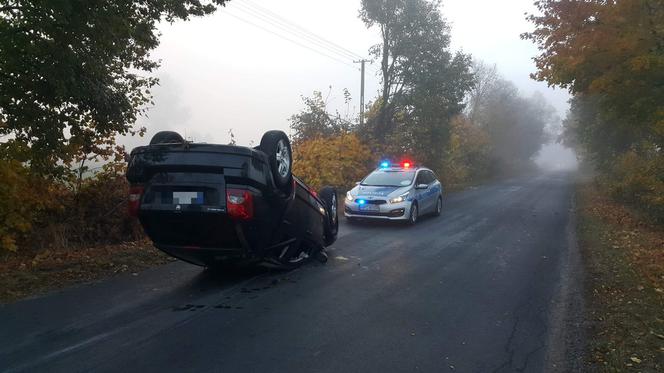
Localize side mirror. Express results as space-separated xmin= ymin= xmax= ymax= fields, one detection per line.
xmin=416 ymin=184 xmax=428 ymax=190
xmin=355 ymin=181 xmax=361 ymax=185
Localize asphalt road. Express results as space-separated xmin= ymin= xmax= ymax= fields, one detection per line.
xmin=0 ymin=172 xmax=584 ymax=373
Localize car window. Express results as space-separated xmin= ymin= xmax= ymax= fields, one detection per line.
xmin=362 ymin=170 xmax=416 ymax=187
xmin=426 ymin=171 xmax=436 ymax=184
xmin=420 ymin=172 xmax=430 ymax=184
xmin=415 ymin=171 xmax=427 ymax=185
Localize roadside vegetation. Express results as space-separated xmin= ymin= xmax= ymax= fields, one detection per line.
xmin=577 ymin=182 xmax=663 ymax=371
xmin=291 ymin=0 xmax=556 ymax=192
xmin=0 ymin=1 xmax=231 ymax=301
xmin=524 ymin=0 xmax=663 ymax=224
xmin=524 ymin=0 xmax=663 ymax=370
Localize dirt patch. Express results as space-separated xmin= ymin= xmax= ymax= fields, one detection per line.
xmin=577 ymin=182 xmax=664 ymax=372
xmin=0 ymin=240 xmax=172 ymax=304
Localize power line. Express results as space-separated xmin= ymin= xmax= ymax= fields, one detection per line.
xmin=230 ymin=2 xmax=381 ymax=76
xmin=241 ymin=0 xmax=365 ymax=60
xmin=233 ymin=2 xmax=360 ymax=62
xmin=236 ymin=1 xmax=357 ymax=59
xmin=224 ymin=11 xmax=359 ymax=70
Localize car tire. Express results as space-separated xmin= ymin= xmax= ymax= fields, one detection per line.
xmin=434 ymin=196 xmax=442 ymax=217
xmin=408 ymin=202 xmax=418 ymax=225
xmin=149 ymin=131 xmax=184 ymax=145
xmin=259 ymin=130 xmax=292 ymax=192
xmin=319 ymin=186 xmax=339 ymax=246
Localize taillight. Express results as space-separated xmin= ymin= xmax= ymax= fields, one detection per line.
xmin=128 ymin=185 xmax=144 ymax=217
xmin=226 ymin=189 xmax=254 ymax=221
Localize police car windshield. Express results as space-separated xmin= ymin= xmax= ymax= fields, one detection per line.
xmin=361 ymin=170 xmax=416 ymax=187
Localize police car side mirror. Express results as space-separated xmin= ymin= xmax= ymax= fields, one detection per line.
xmin=355 ymin=182 xmax=361 ymax=185
xmin=415 ymin=184 xmax=428 ymax=190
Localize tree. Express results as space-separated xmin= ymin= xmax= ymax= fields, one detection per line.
xmin=466 ymin=61 xmax=499 ymax=125
xmin=442 ymin=115 xmax=491 ymax=185
xmin=0 ymin=0 xmax=228 ymax=177
xmin=359 ymin=0 xmax=473 ymax=167
xmin=524 ymin=0 xmax=664 ymax=221
xmin=472 ymin=78 xmax=555 ymax=174
xmin=523 ymin=0 xmax=664 ymax=156
xmin=289 ymin=89 xmax=354 ymax=144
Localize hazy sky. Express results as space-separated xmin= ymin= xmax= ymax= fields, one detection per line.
xmin=124 ymin=0 xmax=575 ymax=167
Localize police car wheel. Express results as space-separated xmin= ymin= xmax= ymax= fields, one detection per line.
xmin=408 ymin=203 xmax=418 ymax=225
xmin=434 ymin=197 xmax=442 ymax=217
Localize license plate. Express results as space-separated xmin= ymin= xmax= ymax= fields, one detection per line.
xmin=172 ymin=191 xmax=204 ymax=205
xmin=359 ymin=204 xmax=380 ymax=212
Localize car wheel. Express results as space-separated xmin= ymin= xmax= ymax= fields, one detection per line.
xmin=149 ymin=131 xmax=184 ymax=145
xmin=259 ymin=130 xmax=292 ymax=192
xmin=408 ymin=203 xmax=418 ymax=225
xmin=319 ymin=186 xmax=338 ymax=246
xmin=434 ymin=197 xmax=442 ymax=217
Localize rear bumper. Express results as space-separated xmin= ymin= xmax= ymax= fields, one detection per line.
xmin=155 ymin=244 xmax=249 ymax=266
xmin=138 ymin=208 xmax=278 ymax=263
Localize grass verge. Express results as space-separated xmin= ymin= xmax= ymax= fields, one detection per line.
xmin=0 ymin=240 xmax=172 ymax=304
xmin=577 ymin=181 xmax=664 ymax=371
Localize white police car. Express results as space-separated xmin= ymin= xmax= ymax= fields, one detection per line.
xmin=344 ymin=161 xmax=444 ymax=224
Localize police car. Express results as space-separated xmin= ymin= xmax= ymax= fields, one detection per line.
xmin=344 ymin=161 xmax=444 ymax=224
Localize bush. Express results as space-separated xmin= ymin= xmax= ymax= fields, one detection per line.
xmin=1 ymin=161 xmax=143 ymax=253
xmin=293 ymin=133 xmax=374 ymax=191
xmin=53 ymin=163 xmax=143 ymax=248
xmin=440 ymin=116 xmax=491 ymax=187
xmin=607 ymin=148 xmax=664 ymax=224
xmin=0 ymin=161 xmax=57 ymax=251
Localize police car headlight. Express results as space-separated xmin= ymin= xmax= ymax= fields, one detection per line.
xmin=346 ymin=191 xmax=354 ymax=202
xmin=389 ymin=192 xmax=409 ymax=204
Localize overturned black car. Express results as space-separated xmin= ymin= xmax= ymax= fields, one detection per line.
xmin=126 ymin=130 xmax=338 ymax=269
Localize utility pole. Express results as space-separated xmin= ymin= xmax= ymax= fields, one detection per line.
xmin=354 ymin=59 xmax=369 ymax=126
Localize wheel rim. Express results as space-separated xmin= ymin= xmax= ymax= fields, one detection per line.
xmin=275 ymin=139 xmax=290 ymax=178
xmin=411 ymin=205 xmax=418 ymax=223
xmin=330 ymin=194 xmax=337 ymax=224
xmin=437 ymin=198 xmax=442 ymax=213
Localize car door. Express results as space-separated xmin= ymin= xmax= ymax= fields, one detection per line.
xmin=428 ymin=171 xmax=442 ymax=207
xmin=423 ymin=171 xmax=437 ymax=213
xmin=414 ymin=171 xmax=432 ymax=213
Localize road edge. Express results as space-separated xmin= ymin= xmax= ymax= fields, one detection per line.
xmin=542 ymin=189 xmax=587 ymax=372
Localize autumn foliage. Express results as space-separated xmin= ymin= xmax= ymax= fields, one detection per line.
xmin=0 ymin=160 xmax=142 ymax=252
xmin=293 ymin=133 xmax=374 ymax=191
xmin=440 ymin=116 xmax=491 ymax=186
xmin=525 ymin=0 xmax=664 ymax=223
xmin=0 ymin=161 xmax=57 ymax=251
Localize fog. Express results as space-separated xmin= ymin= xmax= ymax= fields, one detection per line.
xmin=122 ymin=0 xmax=576 ymax=169
xmin=535 ymin=144 xmax=578 ymax=171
